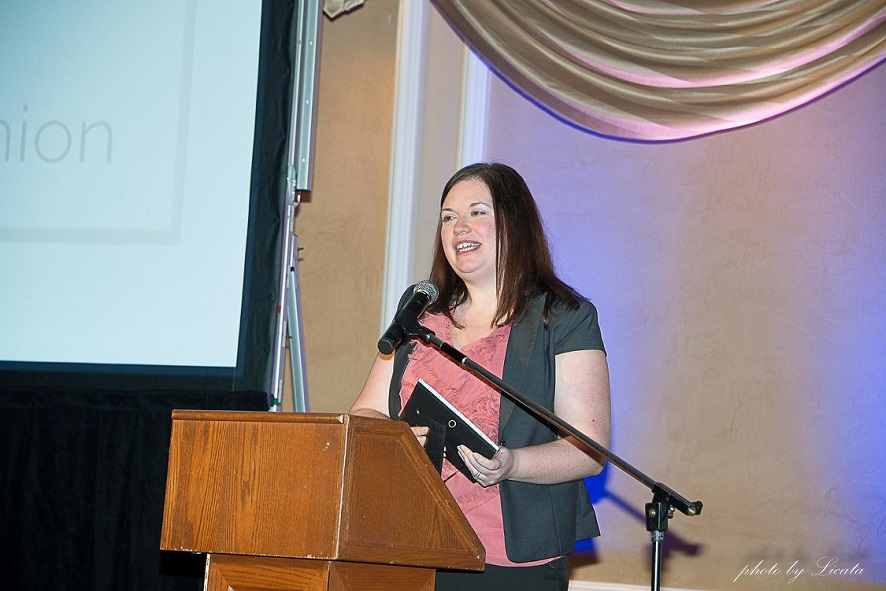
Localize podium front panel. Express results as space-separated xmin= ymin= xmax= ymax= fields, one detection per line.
xmin=162 ymin=412 xmax=348 ymax=558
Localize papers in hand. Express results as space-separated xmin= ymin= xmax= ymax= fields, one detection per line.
xmin=400 ymin=378 xmax=499 ymax=480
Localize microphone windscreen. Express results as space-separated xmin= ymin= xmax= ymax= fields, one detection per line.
xmin=414 ymin=280 xmax=439 ymax=304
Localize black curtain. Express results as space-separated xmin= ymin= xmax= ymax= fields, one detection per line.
xmin=0 ymin=388 xmax=268 ymax=591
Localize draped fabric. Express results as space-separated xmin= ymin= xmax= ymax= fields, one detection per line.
xmin=324 ymin=0 xmax=366 ymax=19
xmin=430 ymin=0 xmax=886 ymax=141
xmin=0 ymin=388 xmax=268 ymax=591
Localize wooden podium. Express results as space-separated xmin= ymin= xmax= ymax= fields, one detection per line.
xmin=160 ymin=411 xmax=484 ymax=591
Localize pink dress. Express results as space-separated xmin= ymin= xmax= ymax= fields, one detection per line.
xmin=398 ymin=312 xmax=552 ymax=567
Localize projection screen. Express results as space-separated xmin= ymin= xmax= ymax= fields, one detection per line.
xmin=0 ymin=0 xmax=297 ymax=394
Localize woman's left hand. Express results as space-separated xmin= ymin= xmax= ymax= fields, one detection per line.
xmin=458 ymin=445 xmax=516 ymax=487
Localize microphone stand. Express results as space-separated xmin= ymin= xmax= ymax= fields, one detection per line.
xmin=409 ymin=325 xmax=703 ymax=591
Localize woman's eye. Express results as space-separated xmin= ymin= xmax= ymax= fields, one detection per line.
xmin=441 ymin=214 xmax=455 ymax=223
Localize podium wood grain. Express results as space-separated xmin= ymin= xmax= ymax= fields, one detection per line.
xmin=205 ymin=554 xmax=435 ymax=591
xmin=160 ymin=411 xmax=483 ymax=590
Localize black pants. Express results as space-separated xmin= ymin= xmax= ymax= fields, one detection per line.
xmin=434 ymin=557 xmax=570 ymax=591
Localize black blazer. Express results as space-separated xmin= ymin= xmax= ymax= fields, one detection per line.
xmin=387 ymin=288 xmax=605 ymax=562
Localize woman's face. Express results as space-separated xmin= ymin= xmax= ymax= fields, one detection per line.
xmin=440 ymin=179 xmax=498 ymax=288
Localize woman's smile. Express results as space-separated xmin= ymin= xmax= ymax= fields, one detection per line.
xmin=440 ymin=179 xmax=497 ymax=284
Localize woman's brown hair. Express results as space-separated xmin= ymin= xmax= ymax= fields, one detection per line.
xmin=427 ymin=162 xmax=581 ymax=326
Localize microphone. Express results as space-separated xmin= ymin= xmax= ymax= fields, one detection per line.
xmin=377 ymin=280 xmax=439 ymax=355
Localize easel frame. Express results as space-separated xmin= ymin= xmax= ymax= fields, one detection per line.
xmin=269 ymin=0 xmax=321 ymax=412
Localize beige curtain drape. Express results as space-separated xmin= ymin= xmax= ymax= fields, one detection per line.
xmin=324 ymin=0 xmax=365 ymax=19
xmin=431 ymin=0 xmax=886 ymax=141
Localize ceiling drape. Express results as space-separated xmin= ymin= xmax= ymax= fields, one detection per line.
xmin=430 ymin=0 xmax=886 ymax=141
xmin=324 ymin=0 xmax=366 ymax=19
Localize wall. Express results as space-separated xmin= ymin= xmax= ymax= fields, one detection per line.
xmin=300 ymin=1 xmax=885 ymax=588
xmin=293 ymin=0 xmax=399 ymax=413
xmin=484 ymin=64 xmax=886 ymax=590
xmin=295 ymin=1 xmax=470 ymax=414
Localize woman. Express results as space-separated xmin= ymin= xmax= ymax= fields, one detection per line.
xmin=351 ymin=162 xmax=611 ymax=591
